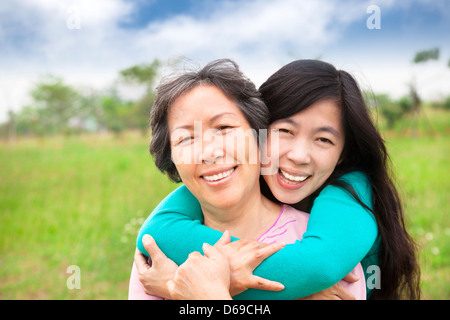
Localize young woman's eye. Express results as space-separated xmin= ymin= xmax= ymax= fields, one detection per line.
xmin=318 ymin=137 xmax=333 ymax=144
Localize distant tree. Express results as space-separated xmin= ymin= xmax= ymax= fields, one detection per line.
xmin=413 ymin=47 xmax=439 ymax=64
xmin=409 ymin=48 xmax=441 ymax=137
xmin=99 ymin=92 xmax=134 ymax=136
xmin=374 ymin=93 xmax=413 ymax=129
xmin=30 ymin=75 xmax=81 ymax=134
xmin=119 ymin=59 xmax=161 ymax=134
xmin=119 ymin=60 xmax=160 ymax=88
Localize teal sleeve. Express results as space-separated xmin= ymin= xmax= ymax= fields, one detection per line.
xmin=137 ymin=171 xmax=379 ymax=300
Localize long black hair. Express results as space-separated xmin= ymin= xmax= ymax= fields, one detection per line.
xmin=259 ymin=59 xmax=421 ymax=299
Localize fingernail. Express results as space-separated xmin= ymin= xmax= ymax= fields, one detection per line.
xmin=202 ymin=242 xmax=213 ymax=254
xmin=202 ymin=242 xmax=211 ymax=250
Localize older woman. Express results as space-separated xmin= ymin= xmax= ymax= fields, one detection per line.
xmin=128 ymin=59 xmax=366 ymax=300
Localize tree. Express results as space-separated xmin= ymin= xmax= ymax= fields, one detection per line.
xmin=409 ymin=48 xmax=441 ymax=137
xmin=30 ymin=75 xmax=81 ymax=134
xmin=413 ymin=47 xmax=439 ymax=64
xmin=119 ymin=59 xmax=161 ymax=134
xmin=119 ymin=60 xmax=160 ymax=88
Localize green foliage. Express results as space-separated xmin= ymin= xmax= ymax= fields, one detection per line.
xmin=413 ymin=47 xmax=440 ymax=64
xmin=29 ymin=75 xmax=82 ymax=134
xmin=0 ymin=132 xmax=178 ymax=299
xmin=372 ymin=93 xmax=415 ymax=129
xmin=443 ymin=96 xmax=450 ymax=110
xmin=1 ymin=120 xmax=449 ymax=298
xmin=119 ymin=60 xmax=160 ymax=88
xmin=2 ymin=60 xmax=161 ymax=138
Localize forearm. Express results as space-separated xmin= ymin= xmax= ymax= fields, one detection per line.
xmin=137 ymin=175 xmax=378 ymax=299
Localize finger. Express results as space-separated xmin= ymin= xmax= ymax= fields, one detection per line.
xmin=203 ymin=243 xmax=225 ymax=260
xmin=214 ymin=230 xmax=231 ymax=247
xmin=134 ymin=248 xmax=150 ymax=273
xmin=247 ymin=275 xmax=285 ymax=292
xmin=187 ymin=251 xmax=203 ymax=260
xmin=334 ymin=282 xmax=356 ymax=300
xmin=142 ymin=234 xmax=167 ymax=263
xmin=246 ymin=242 xmax=285 ymax=270
xmin=342 ymin=270 xmax=359 ymax=283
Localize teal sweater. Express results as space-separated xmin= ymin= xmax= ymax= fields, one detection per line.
xmin=137 ymin=171 xmax=380 ymax=299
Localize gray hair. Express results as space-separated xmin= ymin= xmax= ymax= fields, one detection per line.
xmin=149 ymin=58 xmax=269 ymax=182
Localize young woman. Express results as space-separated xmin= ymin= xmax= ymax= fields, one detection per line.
xmin=133 ymin=59 xmax=420 ymax=300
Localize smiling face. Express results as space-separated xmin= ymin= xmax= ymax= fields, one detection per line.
xmin=167 ymin=84 xmax=261 ymax=213
xmin=262 ymin=98 xmax=345 ymax=205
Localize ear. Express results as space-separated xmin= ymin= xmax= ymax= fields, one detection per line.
xmin=337 ymin=145 xmax=347 ymax=165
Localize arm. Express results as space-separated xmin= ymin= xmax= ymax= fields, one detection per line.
xmin=137 ymin=171 xmax=378 ymax=299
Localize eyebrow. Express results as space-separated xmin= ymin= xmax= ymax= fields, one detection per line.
xmin=273 ymin=119 xmax=341 ymax=138
xmin=209 ymin=112 xmax=237 ymax=123
xmin=173 ymin=112 xmax=237 ymax=131
xmin=314 ymin=126 xmax=341 ymax=138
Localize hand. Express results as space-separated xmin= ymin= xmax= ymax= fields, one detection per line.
xmin=299 ymin=271 xmax=359 ymax=300
xmin=213 ymin=231 xmax=285 ymax=296
xmin=167 ymin=243 xmax=233 ymax=300
xmin=134 ymin=234 xmax=178 ymax=299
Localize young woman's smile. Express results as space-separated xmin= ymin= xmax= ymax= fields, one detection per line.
xmin=263 ymin=98 xmax=345 ymax=205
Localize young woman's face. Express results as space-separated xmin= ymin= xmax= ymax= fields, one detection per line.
xmin=263 ymin=99 xmax=345 ymax=205
xmin=167 ymin=84 xmax=261 ymax=211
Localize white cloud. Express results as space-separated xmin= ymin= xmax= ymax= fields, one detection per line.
xmin=0 ymin=0 xmax=448 ymax=122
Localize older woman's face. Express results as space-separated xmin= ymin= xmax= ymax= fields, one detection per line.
xmin=167 ymin=84 xmax=261 ymax=211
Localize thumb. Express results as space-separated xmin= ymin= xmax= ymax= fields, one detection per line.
xmin=342 ymin=270 xmax=360 ymax=283
xmin=142 ymin=234 xmax=166 ymax=262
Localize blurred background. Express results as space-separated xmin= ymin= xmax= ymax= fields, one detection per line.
xmin=0 ymin=0 xmax=448 ymax=299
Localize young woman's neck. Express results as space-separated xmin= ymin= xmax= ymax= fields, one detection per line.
xmin=202 ymin=190 xmax=281 ymax=241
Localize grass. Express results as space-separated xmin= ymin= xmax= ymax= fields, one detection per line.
xmin=0 ymin=132 xmax=178 ymax=299
xmin=0 ymin=109 xmax=449 ymax=299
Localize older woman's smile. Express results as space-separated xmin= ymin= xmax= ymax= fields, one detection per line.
xmin=201 ymin=166 xmax=236 ymax=183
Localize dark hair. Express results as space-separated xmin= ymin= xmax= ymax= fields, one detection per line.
xmin=259 ymin=59 xmax=421 ymax=299
xmin=150 ymin=59 xmax=269 ymax=182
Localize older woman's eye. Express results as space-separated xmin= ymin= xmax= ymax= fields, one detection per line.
xmin=217 ymin=125 xmax=234 ymax=133
xmin=177 ymin=136 xmax=192 ymax=145
xmin=272 ymin=128 xmax=290 ymax=134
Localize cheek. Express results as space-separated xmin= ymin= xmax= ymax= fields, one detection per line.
xmin=173 ymin=163 xmax=193 ymax=181
xmin=315 ymin=150 xmax=341 ymax=176
xmin=226 ymin=132 xmax=259 ymax=164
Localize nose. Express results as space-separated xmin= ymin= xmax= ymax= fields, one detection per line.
xmin=201 ymin=143 xmax=224 ymax=164
xmin=285 ymin=139 xmax=312 ymax=165
xmin=199 ymin=131 xmax=225 ymax=164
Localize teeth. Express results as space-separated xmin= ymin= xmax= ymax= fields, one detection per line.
xmin=280 ymin=169 xmax=309 ymax=183
xmin=203 ymin=168 xmax=235 ymax=182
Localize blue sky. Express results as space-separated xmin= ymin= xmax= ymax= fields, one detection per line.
xmin=0 ymin=0 xmax=449 ymax=122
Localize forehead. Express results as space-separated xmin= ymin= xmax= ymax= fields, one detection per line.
xmin=168 ymin=85 xmax=243 ymax=126
xmin=275 ymin=99 xmax=342 ymax=126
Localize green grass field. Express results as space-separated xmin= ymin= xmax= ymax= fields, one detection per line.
xmin=0 ymin=110 xmax=449 ymax=299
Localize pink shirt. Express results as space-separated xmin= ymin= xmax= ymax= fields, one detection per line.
xmin=128 ymin=205 xmax=366 ymax=300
